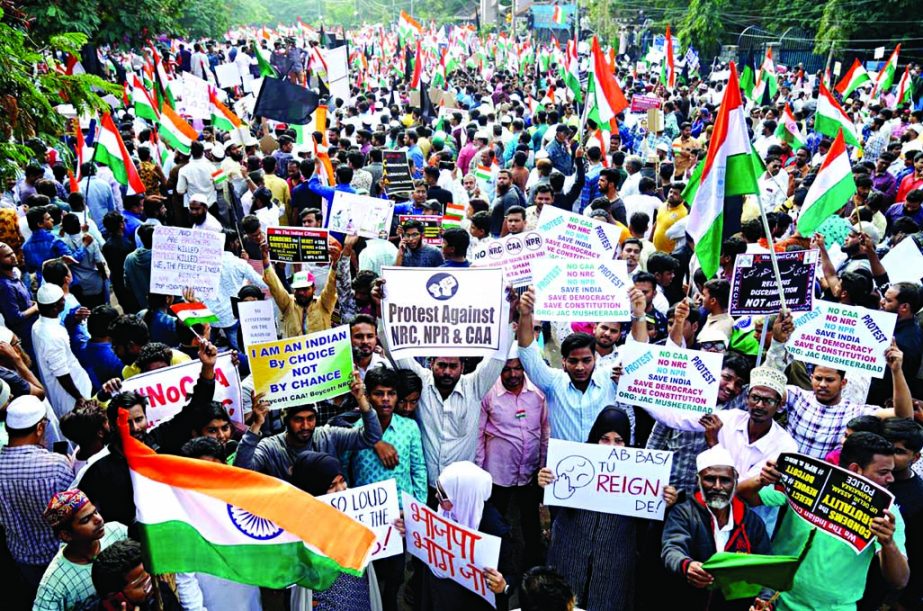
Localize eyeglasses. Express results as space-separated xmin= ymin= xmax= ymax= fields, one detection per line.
xmin=748 ymin=393 xmax=780 ymax=407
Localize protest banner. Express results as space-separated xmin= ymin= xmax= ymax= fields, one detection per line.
xmin=237 ymin=300 xmax=277 ymax=346
xmin=729 ymin=250 xmax=818 ymax=315
xmin=381 ymin=267 xmax=506 ymax=359
xmin=786 ymin=301 xmax=897 ymax=378
xmin=543 ymin=439 xmax=673 ymax=520
xmin=399 ymin=214 xmax=443 ymax=245
xmin=532 ymin=259 xmax=631 ymax=321
xmin=319 ymin=480 xmax=402 ymax=561
xmin=383 ymin=150 xmax=414 ymax=196
xmin=616 ymin=342 xmax=723 ymax=415
xmin=179 ymin=72 xmax=211 ymax=119
xmin=880 ymin=237 xmax=923 ymax=284
xmin=248 ymin=326 xmax=354 ymax=409
xmin=470 ymin=231 xmax=547 ymax=288
xmin=150 ymin=226 xmax=223 ymax=300
xmin=402 ymin=492 xmax=501 ymax=607
xmin=214 ymin=63 xmax=242 ymax=89
xmin=777 ymin=452 xmax=894 ymax=553
xmin=630 ymin=94 xmax=662 ymax=112
xmin=536 ymin=206 xmax=621 ymax=259
xmin=266 ymin=226 xmax=329 ymax=263
xmin=328 ymin=191 xmax=395 ymax=239
xmin=121 ymin=352 xmax=242 ymax=428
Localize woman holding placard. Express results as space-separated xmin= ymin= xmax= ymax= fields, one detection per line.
xmin=537 ymin=407 xmax=678 ymax=611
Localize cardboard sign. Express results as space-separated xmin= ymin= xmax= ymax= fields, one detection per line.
xmin=214 ymin=63 xmax=242 ymax=89
xmin=399 ymin=215 xmax=443 ymax=246
xmin=402 ymin=492 xmax=502 ymax=607
xmin=616 ymin=343 xmax=723 ymax=416
xmin=319 ymin=480 xmax=402 ymax=561
xmin=536 ymin=206 xmax=621 ymax=259
xmin=150 ymin=226 xmax=223 ymax=300
xmin=237 ymin=300 xmax=277 ymax=346
xmin=266 ymin=226 xmax=329 ymax=263
xmin=381 ymin=266 xmax=505 ymax=359
xmin=543 ymin=439 xmax=673 ymax=519
xmin=532 ymin=259 xmax=631 ymax=322
xmin=121 ymin=352 xmax=242 ymax=428
xmin=787 ymin=302 xmax=897 ymax=378
xmin=777 ymin=453 xmax=894 ymax=553
xmin=248 ymin=326 xmax=354 ymax=408
xmin=179 ymin=72 xmax=211 ymax=119
xmin=630 ymin=94 xmax=662 ymax=112
xmin=470 ymin=232 xmax=547 ymax=288
xmin=729 ymin=250 xmax=818 ymax=315
xmin=383 ymin=150 xmax=414 ymax=196
xmin=328 ymin=191 xmax=395 ymax=239
xmin=880 ymin=237 xmax=923 ymax=284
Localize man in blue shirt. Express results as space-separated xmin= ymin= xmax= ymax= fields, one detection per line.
xmin=0 ymin=242 xmax=38 ymax=359
xmin=405 ymin=130 xmax=425 ymax=180
xmin=439 ymin=228 xmax=472 ymax=268
xmin=395 ymin=219 xmax=443 ymax=267
xmin=545 ymin=125 xmax=574 ymax=176
xmin=308 ymin=163 xmax=356 ymax=219
xmin=22 ymin=204 xmax=56 ymax=286
xmin=515 ymin=285 xmax=649 ymax=443
xmin=77 ymin=163 xmax=116 ymax=231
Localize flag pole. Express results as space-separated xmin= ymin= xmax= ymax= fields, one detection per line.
xmin=755 ymin=195 xmax=789 ymax=315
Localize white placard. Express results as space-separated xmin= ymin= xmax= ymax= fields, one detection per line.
xmin=319 ymin=480 xmax=403 ymax=561
xmin=150 ymin=226 xmax=223 ymax=300
xmin=121 ymin=352 xmax=243 ymax=428
xmin=470 ymin=231 xmax=546 ymax=287
xmin=536 ymin=205 xmax=622 ymax=259
xmin=381 ymin=266 xmax=506 ymax=359
xmin=237 ymin=300 xmax=277 ymax=346
xmin=403 ymin=492 xmax=501 ymax=607
xmin=880 ymin=237 xmax=923 ymax=284
xmin=787 ymin=301 xmax=897 ymax=378
xmin=543 ymin=439 xmax=673 ymax=520
xmin=532 ymin=259 xmax=631 ymax=321
xmin=179 ymin=72 xmax=211 ymax=119
xmin=328 ymin=191 xmax=395 ymax=239
xmin=874 ymin=47 xmax=885 ymax=59
xmin=616 ymin=342 xmax=723 ymax=416
xmin=214 ymin=63 xmax=243 ymax=89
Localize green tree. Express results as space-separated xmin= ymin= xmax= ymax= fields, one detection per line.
xmin=678 ymin=0 xmax=728 ymax=58
xmin=0 ymin=10 xmax=118 ymax=181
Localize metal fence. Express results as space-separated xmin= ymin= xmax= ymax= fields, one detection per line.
xmin=737 ymin=25 xmax=827 ymax=73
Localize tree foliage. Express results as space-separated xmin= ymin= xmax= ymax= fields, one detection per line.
xmin=0 ymin=10 xmax=118 ymax=181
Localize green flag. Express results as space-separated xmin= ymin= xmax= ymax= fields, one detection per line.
xmin=702 ymin=530 xmax=816 ymax=600
xmin=253 ymin=43 xmax=278 ymax=78
xmin=739 ymin=64 xmax=755 ymax=100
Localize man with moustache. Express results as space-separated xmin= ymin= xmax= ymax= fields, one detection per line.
xmin=661 ymin=447 xmax=774 ymax=610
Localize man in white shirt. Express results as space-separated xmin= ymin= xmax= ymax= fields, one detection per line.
xmin=31 ymin=284 xmax=91 ymax=418
xmin=176 ymin=141 xmax=217 ymax=208
xmin=188 ymin=194 xmax=223 ymax=232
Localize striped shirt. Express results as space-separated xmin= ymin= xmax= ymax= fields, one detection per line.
xmin=0 ymin=444 xmax=75 ymax=565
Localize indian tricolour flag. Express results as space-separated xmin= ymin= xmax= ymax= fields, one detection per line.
xmin=552 ymin=4 xmax=565 ymax=24
xmin=685 ymin=62 xmax=761 ymax=280
xmin=894 ymin=66 xmax=912 ymax=108
xmin=796 ymin=129 xmax=856 ymax=236
xmin=119 ymin=410 xmax=375 ymax=590
xmin=871 ymin=44 xmax=900 ymax=98
xmin=209 ymin=88 xmax=244 ymax=133
xmin=211 ymin=168 xmax=228 ymax=186
xmin=130 ymin=74 xmax=159 ymax=122
xmin=662 ymin=25 xmax=676 ymax=91
xmin=94 ymin=112 xmax=145 ymax=196
xmin=774 ymin=103 xmax=805 ymax=149
xmin=815 ymin=82 xmax=861 ymax=148
xmin=170 ymin=302 xmax=220 ymax=326
xmin=835 ymin=58 xmax=871 ymax=98
xmin=588 ymin=36 xmax=628 ymax=125
xmin=399 ymin=10 xmax=423 ymax=46
xmin=564 ymin=40 xmax=582 ymax=102
xmin=158 ymin=104 xmax=199 ymax=155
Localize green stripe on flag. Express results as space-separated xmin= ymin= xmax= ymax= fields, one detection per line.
xmin=796 ymin=172 xmax=856 ymax=236
xmin=139 ymin=521 xmax=360 ymax=591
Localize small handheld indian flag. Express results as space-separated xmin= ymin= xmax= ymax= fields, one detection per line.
xmin=171 ymin=302 xmax=220 ymax=327
xmin=211 ymin=168 xmax=228 ymax=185
xmin=552 ymin=4 xmax=565 ymax=24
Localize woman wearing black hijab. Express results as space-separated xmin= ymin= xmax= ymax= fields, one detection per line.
xmin=537 ymin=407 xmax=677 ymax=611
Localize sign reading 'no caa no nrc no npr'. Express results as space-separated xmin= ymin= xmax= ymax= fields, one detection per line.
xmin=381 ymin=267 xmax=506 ymax=359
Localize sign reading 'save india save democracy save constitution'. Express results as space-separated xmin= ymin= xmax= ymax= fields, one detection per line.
xmin=247 ymin=326 xmax=354 ymax=409
xmin=532 ymin=259 xmax=631 ymax=322
xmin=616 ymin=342 xmax=723 ymax=416
xmin=381 ymin=267 xmax=506 ymax=359
xmin=786 ymin=301 xmax=896 ymax=378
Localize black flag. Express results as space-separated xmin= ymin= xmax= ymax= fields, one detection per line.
xmin=253 ymin=77 xmax=320 ymax=124
xmin=420 ymin=80 xmax=436 ymax=122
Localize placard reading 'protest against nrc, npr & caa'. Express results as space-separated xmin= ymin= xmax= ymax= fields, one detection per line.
xmin=381 ymin=267 xmax=506 ymax=359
